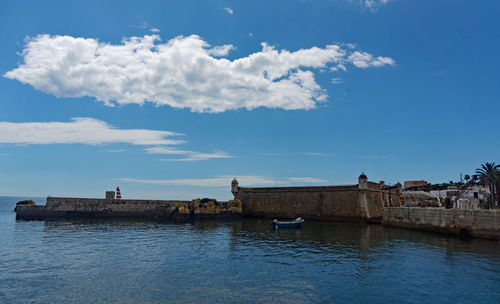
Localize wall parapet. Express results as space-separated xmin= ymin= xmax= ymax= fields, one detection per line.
xmin=237 ymin=185 xmax=358 ymax=193
xmin=46 ymin=197 xmax=192 ymax=205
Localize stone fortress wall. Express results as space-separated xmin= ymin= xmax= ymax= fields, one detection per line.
xmin=232 ymin=174 xmax=402 ymax=222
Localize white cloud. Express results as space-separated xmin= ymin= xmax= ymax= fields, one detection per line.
xmin=0 ymin=117 xmax=183 ymax=145
xmin=145 ymin=146 xmax=189 ymax=155
xmin=130 ymin=22 xmax=149 ymax=29
xmin=5 ymin=34 xmax=394 ymax=113
xmin=330 ymin=63 xmax=347 ymax=72
xmin=286 ymin=177 xmax=328 ymax=183
xmin=224 ymin=7 xmax=234 ymax=14
xmin=0 ymin=118 xmax=233 ymax=161
xmin=361 ymin=0 xmax=391 ymax=11
xmin=162 ymin=152 xmax=233 ymax=162
xmin=114 ymin=175 xmax=328 ymax=187
xmin=303 ymin=152 xmax=333 ymax=157
xmin=331 ymin=77 xmax=342 ymax=84
xmin=145 ymin=146 xmax=233 ymax=161
xmin=348 ymin=51 xmax=395 ymax=69
xmin=131 ymin=22 xmax=160 ymax=33
xmin=207 ymin=44 xmax=235 ymax=56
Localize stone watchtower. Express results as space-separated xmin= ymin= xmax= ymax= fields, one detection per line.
xmin=231 ymin=178 xmax=239 ymax=196
xmin=357 ymin=172 xmax=370 ymax=218
xmin=358 ymin=172 xmax=368 ymax=190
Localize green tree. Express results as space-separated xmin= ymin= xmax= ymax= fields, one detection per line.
xmin=475 ymin=162 xmax=500 ymax=207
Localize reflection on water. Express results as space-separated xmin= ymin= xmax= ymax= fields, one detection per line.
xmin=1 ymin=197 xmax=499 ymax=303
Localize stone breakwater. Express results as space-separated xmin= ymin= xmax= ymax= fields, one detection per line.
xmin=383 ymin=207 xmax=500 ymax=240
xmin=15 ymin=197 xmax=242 ymax=220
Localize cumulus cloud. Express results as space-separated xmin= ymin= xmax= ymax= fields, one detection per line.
xmin=0 ymin=117 xmax=233 ymax=161
xmin=150 ymin=28 xmax=160 ymax=33
xmin=330 ymin=63 xmax=347 ymax=72
xmin=206 ymin=44 xmax=235 ymax=56
xmin=348 ymin=51 xmax=395 ymax=69
xmin=114 ymin=175 xmax=328 ymax=187
xmin=224 ymin=7 xmax=234 ymax=14
xmin=5 ymin=34 xmax=394 ymax=113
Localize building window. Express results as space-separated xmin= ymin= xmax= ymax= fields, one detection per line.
xmin=474 ymin=192 xmax=478 ymax=199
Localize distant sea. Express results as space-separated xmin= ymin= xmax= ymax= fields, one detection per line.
xmin=1 ymin=196 xmax=499 ymax=303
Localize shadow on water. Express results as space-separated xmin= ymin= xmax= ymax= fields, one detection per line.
xmin=39 ymin=217 xmax=241 ymax=230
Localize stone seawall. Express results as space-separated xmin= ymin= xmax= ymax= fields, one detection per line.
xmin=16 ymin=197 xmax=242 ymax=220
xmin=383 ymin=207 xmax=500 ymax=240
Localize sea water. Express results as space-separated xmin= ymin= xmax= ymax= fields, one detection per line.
xmin=0 ymin=196 xmax=499 ymax=303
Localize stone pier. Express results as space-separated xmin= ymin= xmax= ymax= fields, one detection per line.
xmin=15 ymin=196 xmax=242 ymax=220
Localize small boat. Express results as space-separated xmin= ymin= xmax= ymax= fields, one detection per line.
xmin=271 ymin=217 xmax=304 ymax=229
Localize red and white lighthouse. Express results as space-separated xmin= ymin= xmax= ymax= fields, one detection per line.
xmin=116 ymin=187 xmax=122 ymax=199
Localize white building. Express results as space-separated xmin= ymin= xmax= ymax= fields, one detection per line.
xmin=430 ymin=185 xmax=489 ymax=210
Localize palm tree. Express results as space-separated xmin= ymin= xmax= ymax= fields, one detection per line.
xmin=475 ymin=162 xmax=500 ymax=207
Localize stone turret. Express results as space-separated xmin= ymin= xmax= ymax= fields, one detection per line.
xmin=357 ymin=172 xmax=370 ymax=218
xmin=231 ymin=178 xmax=239 ymax=196
xmin=358 ymin=172 xmax=368 ymax=190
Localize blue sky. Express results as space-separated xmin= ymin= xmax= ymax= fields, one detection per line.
xmin=0 ymin=0 xmax=499 ymax=200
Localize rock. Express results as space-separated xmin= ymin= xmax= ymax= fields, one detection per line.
xmin=227 ymin=199 xmax=242 ymax=214
xmin=176 ymin=203 xmax=190 ymax=215
xmin=192 ymin=198 xmax=227 ymax=216
xmin=201 ymin=198 xmax=217 ymax=204
xmin=14 ymin=200 xmax=36 ymax=211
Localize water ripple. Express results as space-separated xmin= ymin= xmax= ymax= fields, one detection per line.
xmin=1 ymin=197 xmax=499 ymax=303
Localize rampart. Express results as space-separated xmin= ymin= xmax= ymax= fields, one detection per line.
xmin=15 ymin=197 xmax=242 ymax=220
xmin=232 ymin=174 xmax=402 ymax=222
xmin=383 ymin=207 xmax=500 ymax=240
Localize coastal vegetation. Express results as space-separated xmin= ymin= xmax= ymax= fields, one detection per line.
xmin=475 ymin=162 xmax=500 ymax=207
